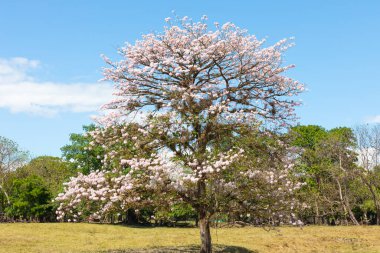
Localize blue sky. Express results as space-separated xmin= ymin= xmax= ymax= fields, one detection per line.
xmin=0 ymin=0 xmax=379 ymax=157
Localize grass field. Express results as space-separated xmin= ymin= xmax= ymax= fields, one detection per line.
xmin=1 ymin=223 xmax=380 ymax=253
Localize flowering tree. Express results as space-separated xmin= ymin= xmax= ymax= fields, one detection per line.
xmin=56 ymin=16 xmax=304 ymax=252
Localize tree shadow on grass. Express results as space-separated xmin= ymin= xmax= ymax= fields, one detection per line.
xmin=92 ymin=223 xmax=196 ymax=229
xmin=103 ymin=244 xmax=257 ymax=253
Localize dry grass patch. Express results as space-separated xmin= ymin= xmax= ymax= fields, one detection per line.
xmin=0 ymin=223 xmax=380 ymax=253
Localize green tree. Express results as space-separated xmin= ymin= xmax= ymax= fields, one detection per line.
xmin=318 ymin=127 xmax=360 ymax=225
xmin=17 ymin=156 xmax=74 ymax=196
xmin=355 ymin=124 xmax=380 ymax=224
xmin=290 ymin=125 xmax=361 ymax=225
xmin=5 ymin=176 xmax=53 ymax=221
xmin=61 ymin=124 xmax=104 ymax=174
xmin=290 ymin=125 xmax=328 ymax=224
xmin=0 ymin=136 xmax=29 ymax=213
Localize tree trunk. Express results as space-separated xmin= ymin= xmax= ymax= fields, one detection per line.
xmin=315 ymin=200 xmax=321 ymax=225
xmin=361 ymin=176 xmax=380 ymax=225
xmin=345 ymin=198 xmax=359 ymax=225
xmin=376 ymin=204 xmax=380 ymax=225
xmin=0 ymin=184 xmax=10 ymax=205
xmin=197 ymin=179 xmax=212 ymax=253
xmin=363 ymin=212 xmax=368 ymax=225
xmin=335 ymin=178 xmax=359 ymax=225
xmin=126 ymin=208 xmax=138 ymax=225
xmin=199 ymin=210 xmax=212 ymax=253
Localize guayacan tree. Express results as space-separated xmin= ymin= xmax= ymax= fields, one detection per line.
xmin=56 ymin=16 xmax=304 ymax=252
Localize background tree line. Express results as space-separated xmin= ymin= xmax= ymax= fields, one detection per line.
xmin=1 ymin=123 xmax=380 ymax=225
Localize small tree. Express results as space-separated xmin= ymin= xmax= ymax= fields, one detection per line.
xmin=318 ymin=127 xmax=360 ymax=225
xmin=290 ymin=126 xmax=362 ymax=225
xmin=61 ymin=124 xmax=104 ymax=174
xmin=18 ymin=156 xmax=74 ymax=197
xmin=6 ymin=176 xmax=53 ymax=221
xmin=355 ymin=124 xmax=380 ymax=224
xmin=57 ymin=16 xmax=304 ymax=252
xmin=0 ymin=136 xmax=29 ymax=210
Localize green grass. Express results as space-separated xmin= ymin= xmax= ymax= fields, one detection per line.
xmin=1 ymin=223 xmax=380 ymax=252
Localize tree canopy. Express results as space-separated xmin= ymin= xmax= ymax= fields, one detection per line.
xmin=56 ymin=16 xmax=304 ymax=252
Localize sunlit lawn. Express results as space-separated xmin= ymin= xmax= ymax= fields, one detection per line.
xmin=1 ymin=223 xmax=380 ymax=253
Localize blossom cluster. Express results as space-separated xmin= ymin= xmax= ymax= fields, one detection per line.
xmin=101 ymin=16 xmax=304 ymax=127
xmin=55 ymin=171 xmax=138 ymax=222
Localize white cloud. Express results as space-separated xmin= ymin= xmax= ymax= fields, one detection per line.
xmin=0 ymin=57 xmax=114 ymax=117
xmin=365 ymin=115 xmax=380 ymax=124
